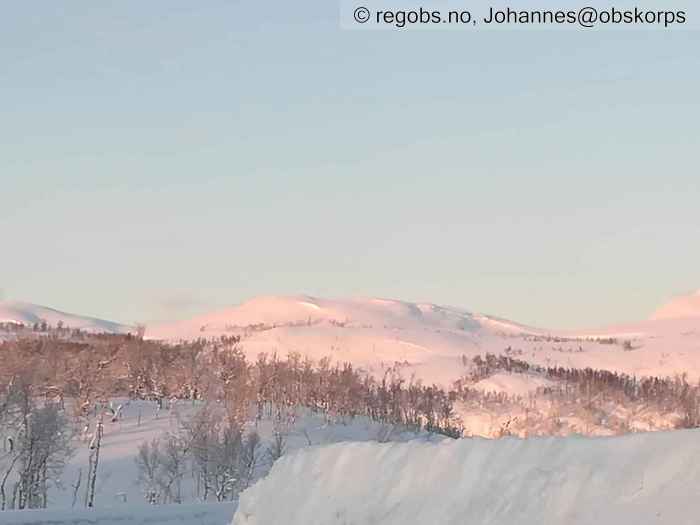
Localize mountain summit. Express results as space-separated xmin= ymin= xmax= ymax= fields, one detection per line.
xmin=145 ymin=294 xmax=700 ymax=387
xmin=0 ymin=300 xmax=132 ymax=334
xmin=650 ymin=289 xmax=700 ymax=320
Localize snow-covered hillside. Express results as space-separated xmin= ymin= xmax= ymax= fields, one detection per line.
xmin=147 ymin=295 xmax=539 ymax=338
xmin=0 ymin=300 xmax=132 ymax=334
xmin=7 ymin=426 xmax=700 ymax=525
xmin=18 ymin=400 xmax=435 ymax=512
xmin=651 ymin=289 xmax=700 ymax=320
xmin=146 ymin=294 xmax=700 ymax=388
xmin=233 ymin=428 xmax=700 ymax=525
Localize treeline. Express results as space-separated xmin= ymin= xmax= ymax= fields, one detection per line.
xmin=0 ymin=321 xmax=116 ymax=339
xmin=0 ymin=335 xmax=463 ymax=438
xmin=0 ymin=334 xmax=466 ymax=511
xmin=457 ymin=352 xmax=700 ymax=428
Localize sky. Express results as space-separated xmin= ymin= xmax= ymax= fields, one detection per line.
xmin=1 ymin=1 xmax=699 ymax=329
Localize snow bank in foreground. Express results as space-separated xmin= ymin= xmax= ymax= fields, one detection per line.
xmin=233 ymin=429 xmax=700 ymax=525
xmin=2 ymin=502 xmax=234 ymax=525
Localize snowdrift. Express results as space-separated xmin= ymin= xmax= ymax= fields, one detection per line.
xmin=2 ymin=502 xmax=234 ymax=525
xmin=233 ymin=429 xmax=700 ymax=525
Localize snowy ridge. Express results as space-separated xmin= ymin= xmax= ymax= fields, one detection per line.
xmin=651 ymin=289 xmax=700 ymax=320
xmin=233 ymin=429 xmax=700 ymax=525
xmin=0 ymin=300 xmax=132 ymax=334
xmin=147 ymin=295 xmax=539 ymax=338
xmin=146 ymin=294 xmax=700 ymax=388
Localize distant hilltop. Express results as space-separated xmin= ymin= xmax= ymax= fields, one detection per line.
xmin=650 ymin=289 xmax=700 ymax=320
xmin=0 ymin=300 xmax=133 ymax=334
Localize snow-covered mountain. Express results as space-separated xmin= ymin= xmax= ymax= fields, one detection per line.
xmin=0 ymin=300 xmax=133 ymax=334
xmin=4 ymin=292 xmax=699 ymax=390
xmin=651 ymin=289 xmax=700 ymax=320
xmin=147 ymin=295 xmax=540 ymax=339
xmin=146 ymin=294 xmax=700 ymax=387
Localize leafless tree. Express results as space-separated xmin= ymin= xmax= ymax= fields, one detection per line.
xmin=266 ymin=430 xmax=286 ymax=464
xmin=135 ymin=438 xmax=161 ymax=504
xmin=85 ymin=416 xmax=103 ymax=508
xmin=1 ymin=401 xmax=73 ymax=510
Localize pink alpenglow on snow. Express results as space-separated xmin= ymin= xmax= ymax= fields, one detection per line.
xmin=232 ymin=429 xmax=700 ymax=525
xmin=0 ymin=300 xmax=133 ymax=334
xmin=145 ymin=294 xmax=700 ymax=389
xmin=651 ymin=289 xmax=700 ymax=320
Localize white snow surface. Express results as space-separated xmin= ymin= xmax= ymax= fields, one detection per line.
xmin=233 ymin=429 xmax=700 ymax=525
xmin=28 ymin=400 xmax=434 ymax=512
xmin=1 ymin=503 xmax=234 ymax=525
xmin=472 ymin=372 xmax=554 ymax=396
xmin=0 ymin=300 xmax=132 ymax=334
xmin=147 ymin=295 xmax=538 ymax=337
xmin=651 ymin=289 xmax=700 ymax=320
xmin=146 ymin=294 xmax=700 ymax=387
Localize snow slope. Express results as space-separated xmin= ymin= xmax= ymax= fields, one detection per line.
xmin=2 ymin=503 xmax=235 ymax=525
xmin=29 ymin=400 xmax=433 ymax=511
xmin=146 ymin=294 xmax=700 ymax=388
xmin=233 ymin=429 xmax=700 ymax=525
xmin=147 ymin=295 xmax=538 ymax=338
xmin=651 ymin=289 xmax=700 ymax=320
xmin=472 ymin=372 xmax=554 ymax=396
xmin=0 ymin=300 xmax=132 ymax=334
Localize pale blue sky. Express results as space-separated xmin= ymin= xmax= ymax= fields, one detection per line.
xmin=1 ymin=1 xmax=698 ymax=328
